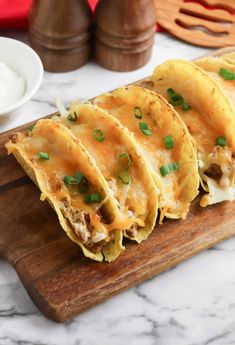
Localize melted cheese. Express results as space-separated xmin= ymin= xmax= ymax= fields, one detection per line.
xmin=177 ymin=103 xmax=235 ymax=207
xmin=148 ymin=77 xmax=235 ymax=207
xmin=198 ymin=147 xmax=235 ymax=206
xmin=10 ymin=120 xmax=113 ymax=246
xmin=207 ymin=71 xmax=235 ymax=111
xmin=55 ymin=104 xmax=152 ymax=231
xmin=95 ymin=97 xmax=185 ymax=219
xmin=175 ymin=107 xmax=219 ymax=154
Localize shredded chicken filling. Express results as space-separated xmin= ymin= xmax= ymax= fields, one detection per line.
xmin=60 ymin=198 xmax=110 ymax=251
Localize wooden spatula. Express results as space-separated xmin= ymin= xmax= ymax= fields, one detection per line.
xmin=155 ymin=0 xmax=235 ymax=47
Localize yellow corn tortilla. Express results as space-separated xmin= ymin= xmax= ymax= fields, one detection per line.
xmin=150 ymin=59 xmax=235 ymax=207
xmin=53 ymin=103 xmax=159 ymax=243
xmin=6 ymin=119 xmax=125 ymax=262
xmin=195 ymin=56 xmax=235 ymax=111
xmin=93 ymin=85 xmax=199 ymax=222
xmin=220 ymin=52 xmax=235 ymax=66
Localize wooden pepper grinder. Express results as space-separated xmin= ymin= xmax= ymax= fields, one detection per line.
xmin=29 ymin=0 xmax=92 ymax=72
xmin=94 ymin=0 xmax=156 ymax=72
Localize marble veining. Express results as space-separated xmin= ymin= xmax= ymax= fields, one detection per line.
xmin=0 ymin=30 xmax=235 ymax=345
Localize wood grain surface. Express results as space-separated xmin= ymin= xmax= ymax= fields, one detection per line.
xmin=94 ymin=0 xmax=156 ymax=71
xmin=1 ymin=47 xmax=235 ymax=322
xmin=29 ymin=0 xmax=92 ymax=72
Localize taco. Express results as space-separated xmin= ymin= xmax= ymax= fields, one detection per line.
xmin=6 ymin=119 xmax=126 ymax=262
xmin=195 ymin=56 xmax=235 ymax=110
xmin=218 ymin=52 xmax=235 ymax=66
xmin=53 ymin=103 xmax=159 ymax=242
xmin=93 ymin=85 xmax=199 ymax=222
xmin=149 ymin=59 xmax=235 ymax=207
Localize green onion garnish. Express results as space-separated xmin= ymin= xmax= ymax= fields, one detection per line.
xmin=93 ymin=129 xmax=105 ymax=142
xmin=63 ymin=175 xmax=79 ymax=185
xmin=118 ymin=152 xmax=131 ymax=185
xmin=28 ymin=124 xmax=35 ymax=131
xmin=63 ymin=171 xmax=89 ymax=192
xmin=74 ymin=171 xmax=84 ymax=184
xmin=181 ymin=102 xmax=192 ymax=111
xmin=78 ymin=177 xmax=88 ymax=193
xmin=167 ymin=88 xmax=183 ymax=106
xmin=38 ymin=152 xmax=49 ymax=160
xmin=68 ymin=111 xmax=77 ymax=121
xmin=164 ymin=135 xmax=174 ymax=149
xmin=85 ymin=193 xmax=102 ymax=204
xmin=160 ymin=162 xmax=180 ymax=177
xmin=134 ymin=106 xmax=143 ymax=119
xmin=215 ymin=136 xmax=227 ymax=147
xmin=139 ymin=122 xmax=152 ymax=136
xmin=219 ymin=68 xmax=235 ymax=80
xmin=167 ymin=88 xmax=191 ymax=111
xmin=118 ymin=170 xmax=130 ymax=185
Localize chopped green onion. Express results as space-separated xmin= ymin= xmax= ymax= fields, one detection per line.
xmin=139 ymin=122 xmax=152 ymax=136
xmin=160 ymin=162 xmax=180 ymax=177
xmin=38 ymin=152 xmax=49 ymax=160
xmin=119 ymin=152 xmax=131 ymax=169
xmin=215 ymin=136 xmax=227 ymax=147
xmin=63 ymin=171 xmax=89 ymax=191
xmin=78 ymin=177 xmax=88 ymax=193
xmin=167 ymin=88 xmax=191 ymax=111
xmin=63 ymin=175 xmax=78 ymax=185
xmin=134 ymin=106 xmax=143 ymax=119
xmin=118 ymin=152 xmax=131 ymax=185
xmin=219 ymin=68 xmax=235 ymax=80
xmin=68 ymin=111 xmax=77 ymax=121
xmin=28 ymin=124 xmax=35 ymax=131
xmin=118 ymin=169 xmax=130 ymax=185
xmin=164 ymin=135 xmax=174 ymax=149
xmin=85 ymin=193 xmax=102 ymax=204
xmin=93 ymin=129 xmax=105 ymax=142
xmin=181 ymin=102 xmax=192 ymax=111
xmin=74 ymin=171 xmax=84 ymax=184
xmin=167 ymin=88 xmax=184 ymax=106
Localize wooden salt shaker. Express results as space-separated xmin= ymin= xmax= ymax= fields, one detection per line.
xmin=94 ymin=0 xmax=156 ymax=72
xmin=29 ymin=0 xmax=92 ymax=72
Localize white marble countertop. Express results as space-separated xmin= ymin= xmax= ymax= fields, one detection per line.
xmin=0 ymin=30 xmax=235 ymax=345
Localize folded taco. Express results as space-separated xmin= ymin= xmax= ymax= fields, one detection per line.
xmin=218 ymin=52 xmax=235 ymax=66
xmin=53 ymin=103 xmax=159 ymax=242
xmin=149 ymin=59 xmax=235 ymax=207
xmin=93 ymin=85 xmax=199 ymax=222
xmin=195 ymin=56 xmax=235 ymax=110
xmin=6 ymin=119 xmax=127 ymax=262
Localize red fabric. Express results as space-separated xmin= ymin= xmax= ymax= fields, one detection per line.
xmin=89 ymin=0 xmax=98 ymax=12
xmin=0 ymin=0 xmax=162 ymax=31
xmin=0 ymin=0 xmax=32 ymax=29
xmin=0 ymin=0 xmax=99 ymax=29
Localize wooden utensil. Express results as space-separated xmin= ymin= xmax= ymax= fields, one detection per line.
xmin=94 ymin=0 xmax=156 ymax=71
xmin=155 ymin=0 xmax=235 ymax=48
xmin=1 ymin=47 xmax=235 ymax=323
xmin=29 ymin=0 xmax=92 ymax=72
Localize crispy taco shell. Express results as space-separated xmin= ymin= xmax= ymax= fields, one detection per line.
xmin=93 ymin=85 xmax=199 ymax=222
xmin=53 ymin=103 xmax=159 ymax=243
xmin=150 ymin=59 xmax=235 ymax=207
xmin=6 ymin=119 xmax=125 ymax=262
xmin=195 ymin=56 xmax=235 ymax=111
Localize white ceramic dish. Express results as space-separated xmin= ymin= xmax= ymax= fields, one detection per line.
xmin=0 ymin=37 xmax=43 ymax=116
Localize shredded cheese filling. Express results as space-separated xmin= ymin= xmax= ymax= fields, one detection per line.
xmin=198 ymin=146 xmax=235 ymax=207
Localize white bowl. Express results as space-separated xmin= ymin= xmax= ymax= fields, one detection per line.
xmin=0 ymin=37 xmax=43 ymax=116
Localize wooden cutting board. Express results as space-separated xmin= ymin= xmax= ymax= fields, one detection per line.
xmin=1 ymin=47 xmax=235 ymax=322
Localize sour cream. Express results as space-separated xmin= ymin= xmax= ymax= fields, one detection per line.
xmin=0 ymin=62 xmax=25 ymax=111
